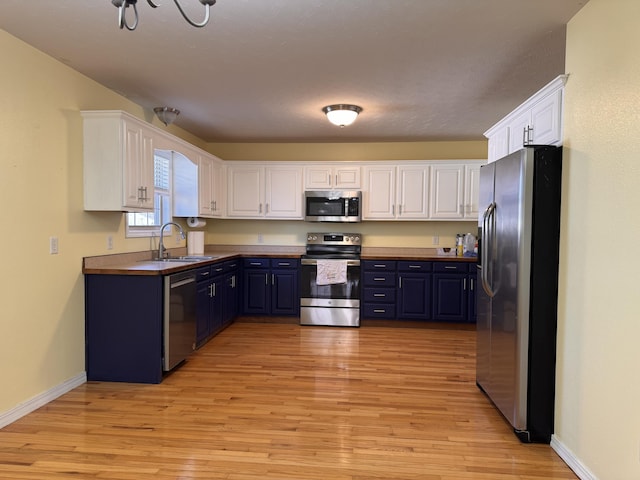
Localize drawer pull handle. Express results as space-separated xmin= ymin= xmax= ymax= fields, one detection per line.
xmin=409 ymin=265 xmax=421 ymax=269
xmin=373 ymin=309 xmax=386 ymax=313
xmin=373 ymin=264 xmax=386 ymax=268
xmin=445 ymin=266 xmax=457 ymax=270
xmin=373 ymin=293 xmax=386 ymax=297
xmin=279 ymin=262 xmax=290 ymax=266
xmin=373 ymin=277 xmax=386 ymax=281
xmin=250 ymin=262 xmax=262 ymax=266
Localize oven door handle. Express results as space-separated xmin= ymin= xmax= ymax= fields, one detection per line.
xmin=301 ymin=258 xmax=360 ymax=267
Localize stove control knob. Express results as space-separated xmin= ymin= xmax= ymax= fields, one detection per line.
xmin=354 ymin=236 xmax=360 ymax=243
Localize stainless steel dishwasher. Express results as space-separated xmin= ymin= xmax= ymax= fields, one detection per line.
xmin=163 ymin=270 xmax=197 ymax=371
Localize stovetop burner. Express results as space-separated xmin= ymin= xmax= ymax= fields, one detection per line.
xmin=305 ymin=232 xmax=362 ymax=258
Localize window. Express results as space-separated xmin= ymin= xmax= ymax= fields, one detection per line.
xmin=126 ymin=151 xmax=172 ymax=237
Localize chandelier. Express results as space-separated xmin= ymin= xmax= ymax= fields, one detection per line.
xmin=111 ymin=0 xmax=217 ymax=31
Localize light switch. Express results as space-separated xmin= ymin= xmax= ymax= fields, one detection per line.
xmin=49 ymin=236 xmax=59 ymax=254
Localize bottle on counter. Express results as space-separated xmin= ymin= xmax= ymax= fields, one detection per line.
xmin=456 ymin=234 xmax=464 ymax=257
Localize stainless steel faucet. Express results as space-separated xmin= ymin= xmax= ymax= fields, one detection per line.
xmin=158 ymin=222 xmax=186 ymax=259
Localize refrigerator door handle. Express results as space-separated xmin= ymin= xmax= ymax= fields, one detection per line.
xmin=481 ymin=202 xmax=496 ymax=297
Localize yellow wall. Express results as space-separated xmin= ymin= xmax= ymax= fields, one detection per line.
xmin=204 ymin=219 xmax=475 ymax=249
xmin=556 ymin=1 xmax=640 ymax=478
xmin=0 ymin=28 xmax=480 ymax=416
xmin=0 ymin=30 xmax=198 ymax=413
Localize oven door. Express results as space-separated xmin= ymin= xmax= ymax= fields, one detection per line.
xmin=300 ymin=258 xmax=361 ymax=307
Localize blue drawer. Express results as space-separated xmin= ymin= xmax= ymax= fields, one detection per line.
xmin=362 ymin=303 xmax=396 ymax=319
xmin=195 ymin=266 xmax=212 ymax=282
xmin=432 ymin=262 xmax=469 ymax=273
xmin=210 ymin=263 xmax=226 ymax=276
xmin=364 ymin=287 xmax=397 ymax=303
xmin=271 ymin=258 xmax=299 ymax=269
xmin=363 ymin=260 xmax=397 ymax=271
xmin=363 ymin=271 xmax=396 ymax=287
xmin=243 ymin=258 xmax=270 ymax=268
xmin=397 ymin=260 xmax=432 ymax=272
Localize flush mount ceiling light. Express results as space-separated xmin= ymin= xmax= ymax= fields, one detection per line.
xmin=154 ymin=107 xmax=180 ymax=126
xmin=322 ymin=104 xmax=363 ymax=128
xmin=111 ymin=0 xmax=217 ymax=31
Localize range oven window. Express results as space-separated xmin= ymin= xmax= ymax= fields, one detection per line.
xmin=300 ymin=261 xmax=361 ymax=300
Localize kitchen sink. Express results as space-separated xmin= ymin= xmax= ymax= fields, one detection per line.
xmin=141 ymin=255 xmax=219 ymax=263
xmin=175 ymin=255 xmax=218 ymax=261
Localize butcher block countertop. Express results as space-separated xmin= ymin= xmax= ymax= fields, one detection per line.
xmin=83 ymin=245 xmax=476 ymax=276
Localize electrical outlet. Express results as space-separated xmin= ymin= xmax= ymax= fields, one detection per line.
xmin=432 ymin=235 xmax=439 ymax=245
xmin=258 ymin=233 xmax=264 ymax=244
xmin=49 ymin=236 xmax=59 ymax=255
xmin=107 ymin=235 xmax=113 ymax=250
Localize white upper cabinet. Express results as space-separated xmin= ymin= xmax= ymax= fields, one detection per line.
xmin=362 ymin=165 xmax=429 ymax=220
xmin=304 ymin=164 xmax=361 ymax=190
xmin=82 ymin=110 xmax=155 ymax=212
xmin=172 ymin=147 xmax=225 ymax=219
xmin=198 ymin=155 xmax=225 ymax=218
xmin=396 ymin=165 xmax=430 ymax=219
xmin=430 ymin=161 xmax=484 ymax=220
xmin=430 ymin=164 xmax=464 ymax=219
xmin=485 ymin=75 xmax=567 ymax=162
xmin=227 ymin=164 xmax=303 ymax=219
xmin=265 ymin=166 xmax=303 ymax=218
xmin=227 ymin=165 xmax=264 ymax=218
xmin=463 ymin=163 xmax=481 ymax=220
xmin=362 ymin=166 xmax=396 ymax=219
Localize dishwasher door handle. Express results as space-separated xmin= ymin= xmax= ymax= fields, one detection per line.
xmin=170 ymin=277 xmax=196 ymax=289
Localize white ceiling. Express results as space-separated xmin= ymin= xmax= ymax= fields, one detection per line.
xmin=0 ymin=0 xmax=588 ymax=143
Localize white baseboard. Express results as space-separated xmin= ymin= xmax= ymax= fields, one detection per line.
xmin=0 ymin=372 xmax=87 ymax=429
xmin=551 ymin=434 xmax=598 ymax=480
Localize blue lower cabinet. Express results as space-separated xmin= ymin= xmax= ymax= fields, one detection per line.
xmin=468 ymin=266 xmax=477 ymax=323
xmin=85 ymin=274 xmax=164 ymax=383
xmin=398 ymin=273 xmax=432 ymax=320
xmin=432 ymin=262 xmax=470 ymax=322
xmin=196 ymin=261 xmax=239 ymax=348
xmin=222 ymin=262 xmax=239 ymax=326
xmin=242 ymin=267 xmax=270 ymax=314
xmin=361 ymin=260 xmax=397 ymax=319
xmin=397 ymin=261 xmax=432 ymax=320
xmin=362 ymin=259 xmax=474 ymax=323
xmin=242 ymin=258 xmax=299 ymax=316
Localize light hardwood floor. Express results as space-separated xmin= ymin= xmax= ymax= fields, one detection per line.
xmin=0 ymin=323 xmax=577 ymax=479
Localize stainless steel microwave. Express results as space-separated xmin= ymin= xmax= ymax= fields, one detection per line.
xmin=304 ymin=191 xmax=361 ymax=222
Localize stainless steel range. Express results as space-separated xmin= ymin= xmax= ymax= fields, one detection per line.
xmin=299 ymin=232 xmax=362 ymax=327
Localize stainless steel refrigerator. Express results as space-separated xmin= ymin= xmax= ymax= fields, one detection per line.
xmin=476 ymin=145 xmax=562 ymax=443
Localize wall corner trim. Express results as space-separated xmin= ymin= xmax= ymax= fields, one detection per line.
xmin=0 ymin=372 xmax=87 ymax=429
xmin=550 ymin=435 xmax=598 ymax=480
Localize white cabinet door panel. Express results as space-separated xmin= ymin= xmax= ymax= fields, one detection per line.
xmin=531 ymin=89 xmax=563 ymax=146
xmin=265 ymin=167 xmax=303 ymax=218
xmin=363 ymin=166 xmax=396 ymax=219
xmin=227 ymin=166 xmax=263 ymax=217
xmin=464 ymin=164 xmax=481 ymax=219
xmin=430 ymin=164 xmax=464 ymax=219
xmin=397 ymin=165 xmax=429 ymax=219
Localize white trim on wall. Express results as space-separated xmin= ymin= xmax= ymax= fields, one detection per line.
xmin=0 ymin=372 xmax=86 ymax=429
xmin=551 ymin=435 xmax=598 ymax=480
